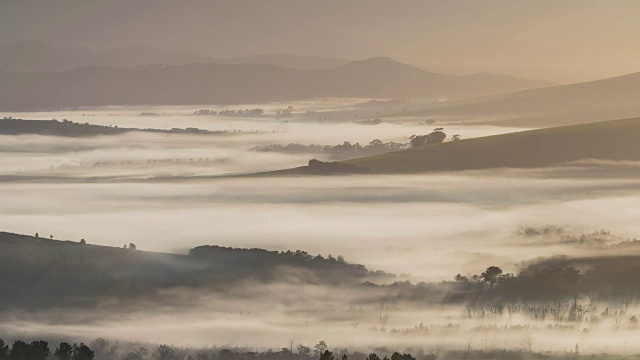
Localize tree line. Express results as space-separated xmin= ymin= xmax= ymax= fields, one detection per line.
xmin=252 ymin=128 xmax=460 ymax=160
xmin=0 ymin=339 xmax=94 ymax=360
xmin=0 ymin=339 xmax=427 ymax=360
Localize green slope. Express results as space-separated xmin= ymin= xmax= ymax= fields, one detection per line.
xmin=341 ymin=117 xmax=640 ymax=173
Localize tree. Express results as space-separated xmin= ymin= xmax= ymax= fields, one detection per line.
xmin=452 ymin=134 xmax=461 ymax=141
xmin=55 ymin=343 xmax=73 ymax=360
xmin=521 ymin=332 xmax=533 ymax=353
xmin=391 ymin=353 xmax=415 ymax=360
xmin=319 ymin=351 xmax=333 ymax=360
xmin=10 ymin=341 xmax=29 ymax=360
xmin=297 ymin=345 xmax=311 ymax=357
xmin=313 ymin=342 xmax=327 ymax=356
xmin=481 ymin=266 xmax=503 ymax=285
xmin=122 ymin=348 xmax=148 ymax=360
xmin=409 ymin=128 xmax=447 ymax=148
xmin=30 ymin=341 xmax=50 ymax=360
xmin=80 ymin=239 xmax=86 ymax=244
xmin=367 ymin=354 xmax=380 ymax=360
xmin=129 ymin=243 xmax=137 ymax=250
xmin=0 ymin=339 xmax=8 ymax=360
xmin=11 ymin=341 xmax=50 ymax=360
xmin=429 ymin=128 xmax=447 ymax=143
xmin=368 ymin=139 xmax=384 ymax=147
xmin=73 ymin=344 xmax=95 ymax=360
xmin=218 ymin=350 xmax=233 ymax=360
xmin=34 ymin=233 xmax=39 ymax=238
xmin=153 ymin=346 xmax=174 ymax=360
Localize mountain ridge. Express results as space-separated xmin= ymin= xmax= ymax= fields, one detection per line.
xmin=0 ymin=54 xmax=549 ymax=111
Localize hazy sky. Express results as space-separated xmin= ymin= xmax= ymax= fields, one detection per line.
xmin=2 ymin=0 xmax=640 ymax=82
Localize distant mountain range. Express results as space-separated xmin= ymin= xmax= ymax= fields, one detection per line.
xmin=0 ymin=51 xmax=549 ymax=111
xmin=212 ymin=53 xmax=351 ymax=70
xmin=0 ymin=41 xmax=212 ymax=73
xmin=0 ymin=41 xmax=350 ymax=73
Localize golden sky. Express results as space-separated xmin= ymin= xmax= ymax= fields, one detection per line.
xmin=2 ymin=0 xmax=640 ymax=82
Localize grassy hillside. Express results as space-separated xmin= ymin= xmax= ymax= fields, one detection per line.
xmin=341 ymin=117 xmax=640 ymax=173
xmin=0 ymin=232 xmax=392 ymax=309
xmin=394 ymin=71 xmax=640 ymax=127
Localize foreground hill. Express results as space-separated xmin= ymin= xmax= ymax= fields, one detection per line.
xmin=5 ymin=230 xmax=640 ymax=313
xmin=0 ymin=57 xmax=547 ymax=111
xmin=400 ymin=71 xmax=640 ymax=127
xmin=339 ymin=118 xmax=640 ymax=173
xmin=0 ymin=232 xmax=393 ymax=309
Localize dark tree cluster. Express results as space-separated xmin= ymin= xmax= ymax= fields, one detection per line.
xmin=197 ymin=108 xmax=266 ymax=117
xmin=216 ymin=109 xmax=264 ymax=117
xmin=353 ymin=119 xmax=382 ymax=125
xmin=322 ymin=140 xmax=407 ymax=159
xmin=253 ymin=128 xmax=454 ymax=160
xmin=188 ymin=245 xmax=393 ymax=284
xmin=0 ymin=119 xmax=231 ymax=137
xmin=275 ymin=106 xmax=294 ymax=117
xmin=252 ymin=139 xmax=407 ymax=159
xmin=408 ymin=128 xmax=447 ymax=148
xmin=0 ymin=339 xmax=93 ymax=360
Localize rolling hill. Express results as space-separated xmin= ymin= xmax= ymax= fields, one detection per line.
xmin=0 ymin=57 xmax=547 ymax=111
xmin=398 ymin=71 xmax=640 ymax=127
xmin=0 ymin=231 xmax=393 ymax=309
xmin=338 ymin=117 xmax=640 ymax=173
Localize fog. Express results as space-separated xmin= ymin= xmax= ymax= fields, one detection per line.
xmin=3 ymin=171 xmax=640 ymax=279
xmin=2 ymin=106 xmax=640 ymax=354
xmin=4 ymin=1 xmax=640 ymax=356
xmin=2 ymin=281 xmax=640 ymax=354
xmin=0 ymin=105 xmax=521 ymax=177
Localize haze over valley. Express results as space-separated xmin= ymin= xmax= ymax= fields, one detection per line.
xmin=3 ymin=2 xmax=640 ymax=360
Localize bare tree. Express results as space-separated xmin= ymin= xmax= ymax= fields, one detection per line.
xmin=153 ymin=345 xmax=174 ymax=360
